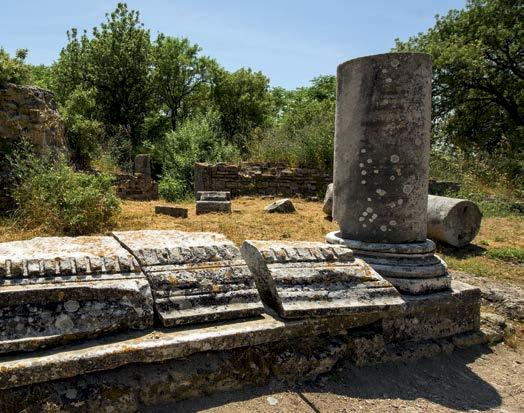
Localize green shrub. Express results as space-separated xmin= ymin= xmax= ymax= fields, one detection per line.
xmin=158 ymin=176 xmax=187 ymax=202
xmin=0 ymin=48 xmax=29 ymax=85
xmin=147 ymin=111 xmax=240 ymax=200
xmin=9 ymin=147 xmax=121 ymax=235
xmin=249 ymin=99 xmax=335 ymax=169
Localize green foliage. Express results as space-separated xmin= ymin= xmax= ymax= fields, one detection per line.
xmin=0 ymin=48 xmax=29 ymax=85
xmin=148 ymin=111 xmax=240 ymax=200
xmin=8 ymin=145 xmax=121 ymax=235
xmin=212 ymin=68 xmax=272 ymax=154
xmin=27 ymin=64 xmax=53 ymax=89
xmin=394 ymin=0 xmax=523 ymax=179
xmin=486 ymin=247 xmax=524 ymax=264
xmin=60 ymin=87 xmax=104 ymax=167
xmin=249 ymin=75 xmax=336 ymax=168
xmin=52 ymin=3 xmax=151 ymax=149
xmin=150 ymin=35 xmax=215 ymax=131
xmin=158 ymin=175 xmax=188 ymax=202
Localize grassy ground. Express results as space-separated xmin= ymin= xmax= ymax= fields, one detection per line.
xmin=0 ymin=196 xmax=522 ymax=284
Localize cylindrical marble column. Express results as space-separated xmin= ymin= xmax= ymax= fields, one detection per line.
xmin=333 ymin=53 xmax=432 ymax=243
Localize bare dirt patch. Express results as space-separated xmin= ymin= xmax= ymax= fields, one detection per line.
xmin=148 ymin=343 xmax=523 ymax=413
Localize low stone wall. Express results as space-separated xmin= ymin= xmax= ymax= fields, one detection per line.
xmin=194 ymin=162 xmax=332 ymax=197
xmin=115 ymin=154 xmax=158 ymax=200
xmin=194 ymin=163 xmax=459 ymax=198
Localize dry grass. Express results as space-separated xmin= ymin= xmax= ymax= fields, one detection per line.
xmin=0 ymin=196 xmax=522 ymax=285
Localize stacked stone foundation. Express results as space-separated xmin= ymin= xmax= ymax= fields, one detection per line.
xmin=0 ymin=230 xmax=482 ymax=412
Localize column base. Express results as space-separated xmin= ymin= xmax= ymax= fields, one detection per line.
xmin=326 ymin=231 xmax=451 ymax=294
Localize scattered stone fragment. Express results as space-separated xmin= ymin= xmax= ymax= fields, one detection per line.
xmin=113 ymin=230 xmax=264 ymax=326
xmin=427 ymin=195 xmax=482 ymax=247
xmin=267 ymin=396 xmax=279 ymax=406
xmin=154 ymin=205 xmax=188 ymax=218
xmin=323 ymin=183 xmax=334 ymax=217
xmin=241 ymin=240 xmax=403 ymax=318
xmin=0 ymin=236 xmax=154 ymax=354
xmin=196 ymin=191 xmax=231 ymax=215
xmin=264 ymin=198 xmax=296 ymax=213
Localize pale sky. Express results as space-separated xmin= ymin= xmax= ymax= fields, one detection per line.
xmin=2 ymin=0 xmax=467 ymax=88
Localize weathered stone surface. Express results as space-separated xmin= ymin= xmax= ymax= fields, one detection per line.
xmin=115 ymin=155 xmax=158 ymax=200
xmin=323 ymin=183 xmax=334 ymax=216
xmin=0 ymin=280 xmax=481 ymax=411
xmin=134 ymin=154 xmax=152 ymax=180
xmin=154 ymin=205 xmax=188 ymax=218
xmin=112 ymin=230 xmax=264 ymax=326
xmin=0 ymin=83 xmax=66 ymax=152
xmin=195 ymin=191 xmax=232 ymax=214
xmin=241 ymin=240 xmax=403 ymax=318
xmin=264 ymin=198 xmax=296 ymax=213
xmin=333 ymin=53 xmax=432 ymax=243
xmin=427 ymin=195 xmax=482 ymax=247
xmin=196 ymin=200 xmax=231 ymax=214
xmin=194 ymin=162 xmax=332 ymax=198
xmin=196 ymin=191 xmax=231 ymax=201
xmin=0 ymin=236 xmax=154 ymax=354
xmin=326 ymin=231 xmax=451 ymax=294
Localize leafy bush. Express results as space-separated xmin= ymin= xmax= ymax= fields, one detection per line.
xmin=249 ymin=99 xmax=335 ymax=169
xmin=0 ymin=48 xmax=29 ymax=85
xmin=9 ymin=146 xmax=121 ymax=235
xmin=60 ymin=87 xmax=105 ymax=168
xmin=148 ymin=111 xmax=240 ymax=200
xmin=158 ymin=175 xmax=188 ymax=202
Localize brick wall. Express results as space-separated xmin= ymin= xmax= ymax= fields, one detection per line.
xmin=194 ymin=162 xmax=332 ymax=197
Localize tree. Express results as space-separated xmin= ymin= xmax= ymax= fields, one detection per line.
xmin=212 ymin=67 xmax=272 ymax=154
xmin=394 ymin=0 xmax=523 ymax=157
xmin=150 ymin=35 xmax=215 ymax=131
xmin=0 ymin=48 xmax=29 ymax=85
xmin=87 ymin=3 xmax=151 ymax=145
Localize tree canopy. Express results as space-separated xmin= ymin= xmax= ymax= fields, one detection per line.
xmin=394 ymin=0 xmax=523 ymax=161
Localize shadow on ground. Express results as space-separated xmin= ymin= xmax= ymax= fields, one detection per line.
xmin=437 ymin=242 xmax=487 ymax=259
xmin=146 ymin=345 xmax=504 ymax=412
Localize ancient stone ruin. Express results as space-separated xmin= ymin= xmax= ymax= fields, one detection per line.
xmin=195 ymin=190 xmax=232 ymax=214
xmin=0 ymin=53 xmax=484 ymax=411
xmin=115 ymin=154 xmax=159 ymax=200
xmin=326 ymin=53 xmax=451 ymax=294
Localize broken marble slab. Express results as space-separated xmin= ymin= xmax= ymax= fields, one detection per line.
xmin=112 ymin=230 xmax=264 ymax=326
xmin=0 ymin=236 xmax=154 ymax=354
xmin=241 ymin=240 xmax=404 ymax=319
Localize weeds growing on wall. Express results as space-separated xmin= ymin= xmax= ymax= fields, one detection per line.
xmin=8 ymin=144 xmax=121 ymax=235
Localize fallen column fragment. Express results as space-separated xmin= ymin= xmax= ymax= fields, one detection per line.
xmin=0 ymin=236 xmax=154 ymax=354
xmin=241 ymin=240 xmax=403 ymax=318
xmin=427 ymin=194 xmax=482 ymax=247
xmin=112 ymin=230 xmax=264 ymax=326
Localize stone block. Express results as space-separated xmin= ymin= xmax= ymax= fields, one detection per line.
xmin=196 ymin=191 xmax=231 ymax=201
xmin=241 ymin=240 xmax=403 ymax=319
xmin=264 ymin=198 xmax=296 ymax=213
xmin=196 ymin=200 xmax=231 ymax=215
xmin=0 ymin=236 xmax=154 ymax=354
xmin=154 ymin=205 xmax=188 ymax=218
xmin=112 ymin=230 xmax=264 ymax=326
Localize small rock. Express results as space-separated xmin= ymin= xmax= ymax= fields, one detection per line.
xmin=64 ymin=300 xmax=80 ymax=313
xmin=266 ymin=396 xmax=279 ymax=406
xmin=264 ymin=198 xmax=296 ymax=213
xmin=323 ymin=183 xmax=334 ymax=217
